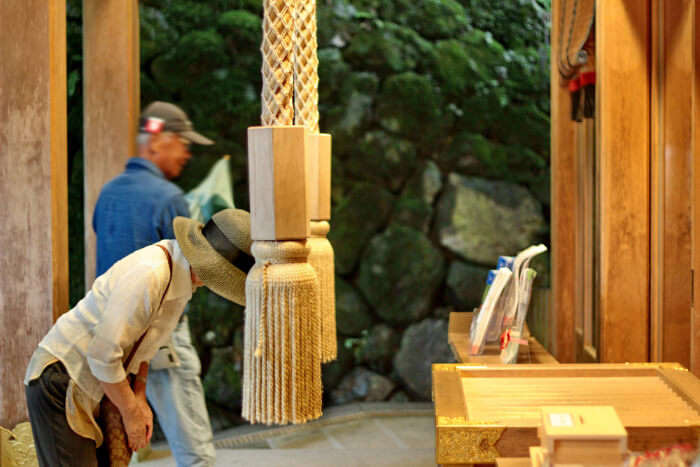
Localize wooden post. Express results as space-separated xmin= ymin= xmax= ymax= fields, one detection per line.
xmin=650 ymin=0 xmax=694 ymax=367
xmin=596 ymin=0 xmax=651 ymax=362
xmin=551 ymin=0 xmax=578 ymax=363
xmin=0 ymin=0 xmax=67 ymax=427
xmin=691 ymin=0 xmax=700 ymax=375
xmin=82 ymin=0 xmax=140 ymax=288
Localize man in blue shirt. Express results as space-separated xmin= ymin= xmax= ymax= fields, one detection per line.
xmin=93 ymin=101 xmax=216 ymax=466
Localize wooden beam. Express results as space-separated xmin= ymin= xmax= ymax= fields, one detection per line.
xmin=596 ymin=0 xmax=651 ymax=362
xmin=82 ymin=0 xmax=140 ymax=288
xmin=650 ymin=0 xmax=694 ymax=367
xmin=0 ymin=0 xmax=67 ymax=427
xmin=551 ymin=0 xmax=578 ymax=363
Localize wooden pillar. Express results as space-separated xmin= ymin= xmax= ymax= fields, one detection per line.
xmin=0 ymin=0 xmax=67 ymax=427
xmin=596 ymin=0 xmax=651 ymax=362
xmin=692 ymin=0 xmax=700 ymax=375
xmin=650 ymin=0 xmax=694 ymax=367
xmin=82 ymin=0 xmax=140 ymax=288
xmin=551 ymin=0 xmax=578 ymax=363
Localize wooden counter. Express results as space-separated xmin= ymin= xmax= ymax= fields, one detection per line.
xmin=433 ymin=363 xmax=700 ymax=466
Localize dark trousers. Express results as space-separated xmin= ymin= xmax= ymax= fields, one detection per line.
xmin=25 ymin=362 xmax=108 ymax=467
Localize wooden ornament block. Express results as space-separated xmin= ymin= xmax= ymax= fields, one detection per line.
xmin=306 ymin=132 xmax=320 ymax=221
xmin=539 ymin=406 xmax=627 ymax=465
xmin=248 ymin=125 xmax=310 ymax=240
xmin=306 ymin=132 xmax=332 ymax=221
xmin=317 ymin=133 xmax=332 ymax=221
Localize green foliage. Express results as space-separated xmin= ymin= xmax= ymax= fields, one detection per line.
xmin=218 ymin=10 xmax=262 ymax=43
xmin=67 ymin=0 xmax=84 ymax=305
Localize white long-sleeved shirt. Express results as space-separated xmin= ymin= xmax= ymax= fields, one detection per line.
xmin=24 ymin=239 xmax=193 ymax=444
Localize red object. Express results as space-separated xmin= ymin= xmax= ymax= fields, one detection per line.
xmin=144 ymin=117 xmax=165 ymax=134
xmin=580 ymin=71 xmax=596 ymax=86
xmin=568 ymin=76 xmax=581 ymax=92
xmin=500 ymin=329 xmax=528 ymax=350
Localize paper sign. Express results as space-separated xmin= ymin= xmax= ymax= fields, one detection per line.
xmin=549 ymin=413 xmax=574 ymax=427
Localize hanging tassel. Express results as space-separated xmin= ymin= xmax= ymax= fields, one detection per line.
xmin=581 ymin=71 xmax=595 ymax=119
xmin=569 ymin=76 xmax=582 ymax=122
xmin=308 ymin=221 xmax=336 ymax=363
xmin=242 ymin=240 xmax=322 ymax=425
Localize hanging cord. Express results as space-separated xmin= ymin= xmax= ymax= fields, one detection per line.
xmin=564 ymin=0 xmax=581 ymax=74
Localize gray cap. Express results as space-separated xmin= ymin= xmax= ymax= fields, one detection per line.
xmin=140 ymin=101 xmax=214 ymax=145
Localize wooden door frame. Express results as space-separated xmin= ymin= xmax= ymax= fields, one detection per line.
xmin=551 ymin=0 xmax=579 ymax=363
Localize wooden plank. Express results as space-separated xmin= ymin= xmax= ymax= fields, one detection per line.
xmin=455 ymin=363 xmax=674 ymax=378
xmin=596 ymin=0 xmax=651 ymax=363
xmin=0 ymin=0 xmax=65 ymax=427
xmin=551 ymin=0 xmax=578 ymax=363
xmin=650 ymin=0 xmax=694 ymax=368
xmin=650 ymin=0 xmax=663 ymax=363
xmin=660 ymin=0 xmax=693 ymax=368
xmin=82 ymin=0 xmax=140 ymax=288
xmin=691 ymin=0 xmax=700 ymax=376
xmin=658 ymin=367 xmax=700 ymax=413
xmin=575 ymin=115 xmax=597 ymax=360
xmin=433 ymin=365 xmax=468 ymax=420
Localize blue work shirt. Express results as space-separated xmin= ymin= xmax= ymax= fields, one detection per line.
xmin=93 ymin=157 xmax=190 ymax=276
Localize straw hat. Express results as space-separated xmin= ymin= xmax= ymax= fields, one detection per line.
xmin=174 ymin=208 xmax=253 ymax=305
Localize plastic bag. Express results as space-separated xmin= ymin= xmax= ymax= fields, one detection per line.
xmin=184 ymin=156 xmax=235 ymax=223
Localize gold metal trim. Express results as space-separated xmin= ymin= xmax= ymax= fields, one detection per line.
xmin=437 ymin=426 xmax=505 ymax=464
xmin=1 ymin=422 xmax=38 ymax=466
xmin=432 ymin=363 xmax=461 ymax=372
xmin=437 ymin=416 xmax=502 ymax=426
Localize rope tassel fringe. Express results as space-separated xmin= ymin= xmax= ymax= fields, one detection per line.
xmin=243 ymin=241 xmax=322 ymax=425
xmin=308 ymin=221 xmax=336 ymax=363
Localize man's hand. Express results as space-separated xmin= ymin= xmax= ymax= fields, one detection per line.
xmin=122 ymin=396 xmax=153 ymax=451
xmin=100 ymin=362 xmax=153 ymax=452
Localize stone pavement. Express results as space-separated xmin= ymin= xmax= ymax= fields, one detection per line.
xmin=133 ymin=402 xmax=436 ymax=466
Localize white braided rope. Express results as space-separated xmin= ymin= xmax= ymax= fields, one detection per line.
xmin=261 ymin=0 xmax=295 ymax=125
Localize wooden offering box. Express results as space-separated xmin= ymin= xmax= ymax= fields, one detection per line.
xmin=540 ymin=406 xmax=627 ymax=465
xmin=433 ymin=363 xmax=700 ymax=466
